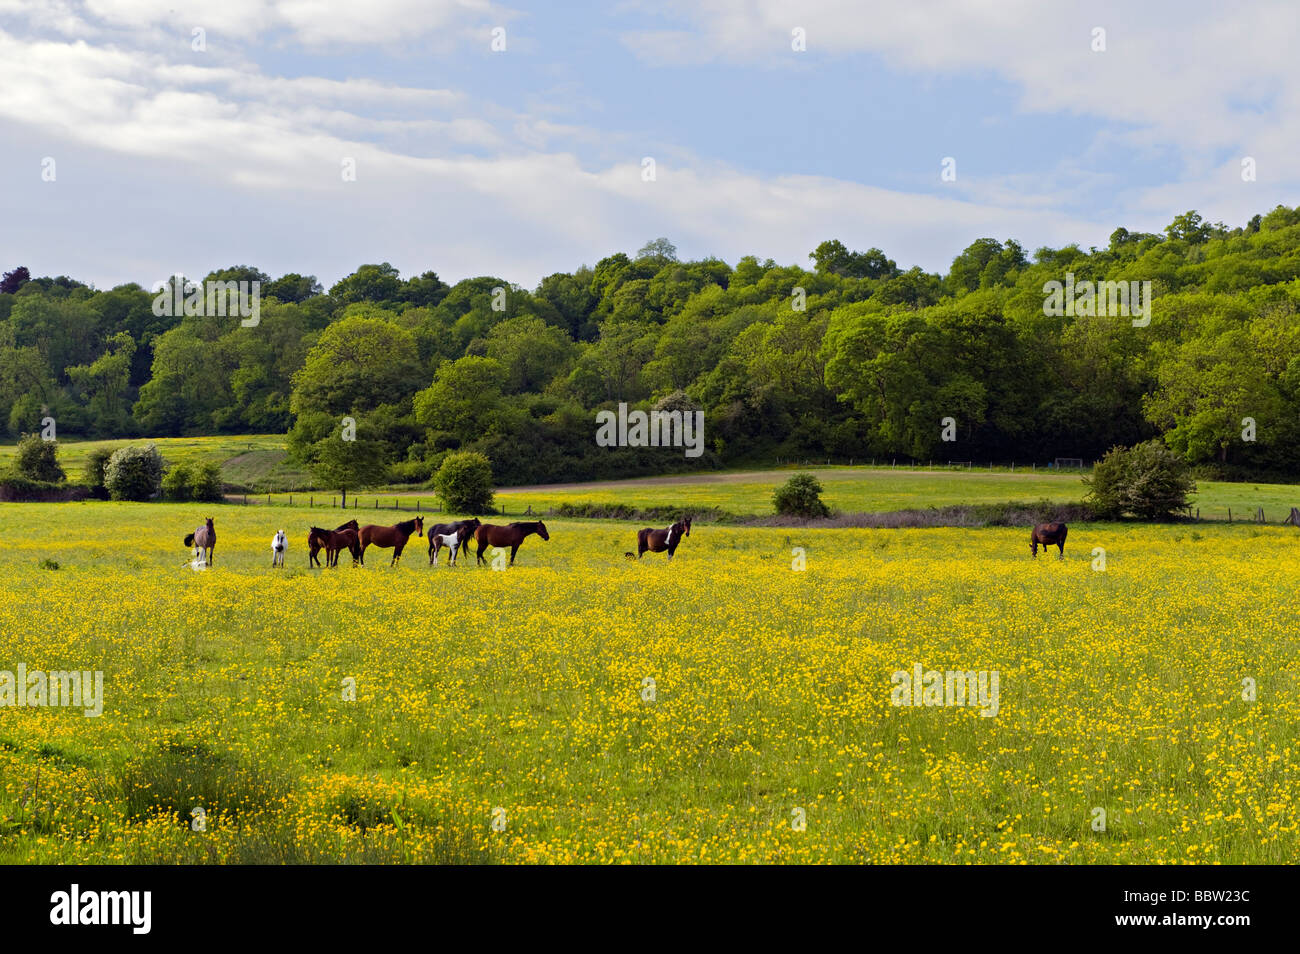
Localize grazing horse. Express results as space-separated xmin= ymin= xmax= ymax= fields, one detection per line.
xmin=271 ymin=530 xmax=287 ymax=567
xmin=309 ymin=519 xmax=359 ymax=568
xmin=428 ymin=528 xmax=465 ymax=567
xmin=637 ymin=517 xmax=691 ymax=560
xmin=359 ymin=516 xmax=423 ymax=566
xmin=428 ymin=517 xmax=481 ymax=565
xmin=474 ymin=521 xmax=549 ymax=567
xmin=1031 ymin=521 xmax=1068 ymax=559
xmin=184 ymin=517 xmax=216 ymax=566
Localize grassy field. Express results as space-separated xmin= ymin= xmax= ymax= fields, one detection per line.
xmin=0 ymin=435 xmax=310 ymax=492
xmin=500 ymin=466 xmax=1300 ymax=521
xmin=5 ymin=437 xmax=1297 ymax=520
xmin=0 ymin=501 xmax=1296 ymax=863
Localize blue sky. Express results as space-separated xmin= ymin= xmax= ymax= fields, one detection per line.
xmin=1 ymin=1 xmax=1295 ymax=290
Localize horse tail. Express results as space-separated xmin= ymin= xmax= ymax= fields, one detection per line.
xmin=184 ymin=533 xmax=195 ymax=547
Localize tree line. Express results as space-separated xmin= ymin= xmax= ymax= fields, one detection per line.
xmin=4 ymin=207 xmax=1300 ymax=488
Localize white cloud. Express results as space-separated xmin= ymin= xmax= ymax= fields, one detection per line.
xmin=2 ymin=3 xmax=1295 ymax=292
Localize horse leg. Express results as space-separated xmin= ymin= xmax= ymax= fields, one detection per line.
xmin=476 ymin=540 xmax=487 ymax=566
xmin=392 ymin=543 xmax=403 ymax=567
xmin=1057 ymin=540 xmax=1065 ymax=559
xmin=510 ymin=544 xmax=519 ymax=566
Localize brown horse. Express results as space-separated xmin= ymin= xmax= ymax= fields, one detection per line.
xmin=474 ymin=521 xmax=549 ymax=567
xmin=184 ymin=517 xmax=216 ymax=565
xmin=428 ymin=517 xmax=481 ymax=565
xmin=1031 ymin=522 xmax=1068 ymax=559
xmin=637 ymin=517 xmax=691 ymax=560
xmin=310 ymin=525 xmax=361 ymax=567
xmin=359 ymin=516 xmax=423 ymax=566
xmin=309 ymin=519 xmax=359 ymax=568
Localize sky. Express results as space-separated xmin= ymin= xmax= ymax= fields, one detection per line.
xmin=1 ymin=0 xmax=1297 ymax=291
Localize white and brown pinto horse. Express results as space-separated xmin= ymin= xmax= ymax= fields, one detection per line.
xmin=184 ymin=517 xmax=216 ymax=566
xmin=636 ymin=517 xmax=691 ymax=560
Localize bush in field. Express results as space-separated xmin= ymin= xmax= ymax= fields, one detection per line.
xmin=84 ymin=448 xmax=114 ymax=496
xmin=104 ymin=444 xmax=163 ymax=501
xmin=1085 ymin=440 xmax=1196 ymax=519
xmin=772 ymin=472 xmax=831 ymax=518
xmin=433 ymin=451 xmax=494 ymax=514
xmin=163 ymin=461 xmax=224 ymax=502
xmin=161 ymin=462 xmax=193 ymax=501
xmin=189 ymin=461 xmax=224 ymax=502
xmin=13 ymin=433 xmax=64 ymax=483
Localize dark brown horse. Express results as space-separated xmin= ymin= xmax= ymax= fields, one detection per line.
xmin=310 ymin=525 xmax=361 ymax=567
xmin=428 ymin=517 xmax=481 ymax=565
xmin=359 ymin=516 xmax=423 ymax=566
xmin=309 ymin=519 xmax=359 ymax=568
xmin=184 ymin=517 xmax=216 ymax=565
xmin=637 ymin=517 xmax=691 ymax=560
xmin=474 ymin=521 xmax=549 ymax=567
xmin=1031 ymin=522 xmax=1068 ymax=559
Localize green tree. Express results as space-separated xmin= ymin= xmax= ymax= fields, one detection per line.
xmin=12 ymin=432 xmax=65 ymax=483
xmin=1084 ymin=441 xmax=1196 ymax=519
xmin=413 ymin=355 xmax=513 ymax=446
xmin=290 ymin=316 xmax=421 ymax=418
xmin=329 ymin=263 xmax=404 ymax=304
xmin=161 ymin=462 xmax=194 ymax=501
xmin=433 ymin=451 xmax=495 ymax=513
xmin=104 ymin=444 xmax=163 ymax=501
xmin=772 ymin=472 xmax=831 ymax=518
xmin=83 ymin=447 xmax=114 ymax=496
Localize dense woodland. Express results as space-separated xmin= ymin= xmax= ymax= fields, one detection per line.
xmin=4 ymin=205 xmax=1300 ymax=486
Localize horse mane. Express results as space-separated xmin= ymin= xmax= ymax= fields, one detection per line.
xmin=396 ymin=517 xmax=421 ymax=533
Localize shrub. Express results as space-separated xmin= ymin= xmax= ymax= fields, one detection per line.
xmin=772 ymin=472 xmax=831 ymax=519
xmin=83 ymin=448 xmax=114 ymax=496
xmin=389 ymin=457 xmax=436 ymax=485
xmin=103 ymin=444 xmax=164 ymax=501
xmin=189 ymin=461 xmax=224 ymax=502
xmin=161 ymin=462 xmax=193 ymax=502
xmin=1085 ymin=440 xmax=1196 ymax=520
xmin=433 ymin=451 xmax=495 ymax=514
xmin=13 ymin=433 xmax=64 ymax=483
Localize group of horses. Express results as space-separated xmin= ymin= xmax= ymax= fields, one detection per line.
xmin=183 ymin=514 xmax=1068 ymax=568
xmin=301 ymin=516 xmax=550 ymax=568
xmin=182 ymin=514 xmax=695 ymax=569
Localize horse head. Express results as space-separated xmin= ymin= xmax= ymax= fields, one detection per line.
xmin=682 ymin=517 xmax=692 ymax=536
xmin=414 ymin=516 xmax=424 ymax=536
xmin=536 ymin=521 xmax=549 ymax=541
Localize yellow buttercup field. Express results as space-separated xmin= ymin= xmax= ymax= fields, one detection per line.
xmin=0 ymin=502 xmax=1296 ymax=863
